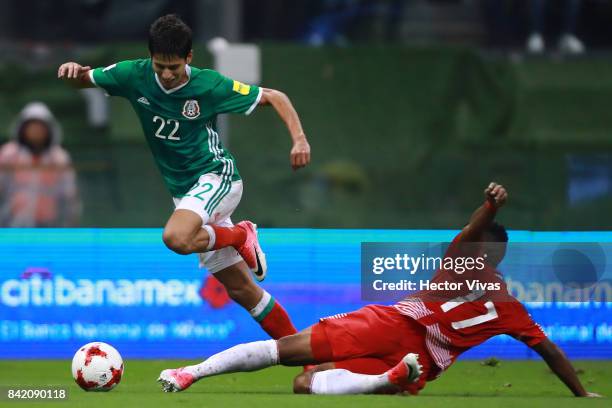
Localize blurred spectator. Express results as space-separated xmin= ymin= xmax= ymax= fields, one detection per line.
xmin=527 ymin=0 xmax=585 ymax=54
xmin=304 ymin=0 xmax=407 ymax=45
xmin=0 ymin=102 xmax=81 ymax=227
xmin=304 ymin=0 xmax=364 ymax=45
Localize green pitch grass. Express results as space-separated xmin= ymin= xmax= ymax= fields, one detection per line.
xmin=0 ymin=360 xmax=609 ymax=408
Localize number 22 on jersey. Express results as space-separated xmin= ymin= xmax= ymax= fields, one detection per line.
xmin=153 ymin=116 xmax=180 ymax=141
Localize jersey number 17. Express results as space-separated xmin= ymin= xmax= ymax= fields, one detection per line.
xmin=441 ymin=291 xmax=499 ymax=330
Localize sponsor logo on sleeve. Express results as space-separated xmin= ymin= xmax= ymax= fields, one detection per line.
xmin=232 ymin=80 xmax=251 ymax=96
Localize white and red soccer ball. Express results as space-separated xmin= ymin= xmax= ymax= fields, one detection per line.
xmin=71 ymin=342 xmax=124 ymax=391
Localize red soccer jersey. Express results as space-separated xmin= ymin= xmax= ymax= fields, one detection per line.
xmin=394 ymin=233 xmax=547 ymax=371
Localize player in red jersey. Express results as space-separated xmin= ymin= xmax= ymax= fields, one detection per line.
xmin=158 ymin=182 xmax=600 ymax=398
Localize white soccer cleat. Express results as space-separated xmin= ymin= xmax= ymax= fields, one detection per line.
xmin=235 ymin=221 xmax=267 ymax=281
xmin=157 ymin=368 xmax=195 ymax=392
xmin=403 ymin=353 xmax=423 ymax=383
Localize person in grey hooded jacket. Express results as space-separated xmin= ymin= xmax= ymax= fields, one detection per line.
xmin=0 ymin=102 xmax=81 ymax=227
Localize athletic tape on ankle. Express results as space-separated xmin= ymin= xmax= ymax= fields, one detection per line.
xmin=310 ymin=372 xmax=328 ymax=394
xmin=250 ymin=291 xmax=274 ymax=322
xmin=266 ymin=339 xmax=280 ymax=365
xmin=202 ymin=225 xmax=216 ymax=250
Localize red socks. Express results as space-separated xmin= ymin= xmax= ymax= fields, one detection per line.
xmin=259 ymin=301 xmax=298 ymax=339
xmin=250 ymin=290 xmax=297 ymax=339
xmin=387 ymin=362 xmax=410 ymax=387
xmin=204 ymin=228 xmax=298 ymax=340
xmin=209 ymin=225 xmax=246 ymax=250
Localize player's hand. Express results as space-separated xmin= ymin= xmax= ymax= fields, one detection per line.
xmin=57 ymin=62 xmax=91 ymax=80
xmin=484 ymin=182 xmax=507 ymax=209
xmin=290 ymin=136 xmax=310 ymax=170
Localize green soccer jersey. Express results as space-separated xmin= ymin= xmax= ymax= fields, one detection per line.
xmin=89 ymin=59 xmax=261 ymax=196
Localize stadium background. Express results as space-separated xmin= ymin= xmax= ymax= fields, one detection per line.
xmin=0 ymin=0 xmax=611 ymax=370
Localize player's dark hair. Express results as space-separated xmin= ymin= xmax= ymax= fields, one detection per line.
xmin=487 ymin=222 xmax=508 ymax=243
xmin=148 ymin=14 xmax=192 ymax=58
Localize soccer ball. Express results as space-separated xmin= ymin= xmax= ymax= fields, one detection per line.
xmin=71 ymin=342 xmax=124 ymax=391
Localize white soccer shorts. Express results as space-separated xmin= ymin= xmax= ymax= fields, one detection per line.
xmin=172 ymin=173 xmax=244 ymax=274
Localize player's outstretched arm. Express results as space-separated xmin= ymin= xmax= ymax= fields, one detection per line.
xmin=531 ymin=338 xmax=601 ymax=397
xmin=258 ymin=88 xmax=311 ymax=170
xmin=460 ymin=182 xmax=507 ymax=241
xmin=57 ymin=62 xmax=95 ymax=88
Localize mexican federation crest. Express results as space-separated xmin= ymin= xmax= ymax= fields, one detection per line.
xmin=182 ymin=99 xmax=200 ymax=119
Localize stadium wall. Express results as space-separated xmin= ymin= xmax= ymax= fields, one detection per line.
xmin=0 ymin=45 xmax=611 ymax=229
xmin=0 ymin=228 xmax=610 ymax=360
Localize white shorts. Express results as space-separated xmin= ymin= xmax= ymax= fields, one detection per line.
xmin=173 ymin=173 xmax=244 ymax=274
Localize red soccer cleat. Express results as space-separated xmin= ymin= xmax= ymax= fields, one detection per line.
xmin=157 ymin=368 xmax=195 ymax=392
xmin=235 ymin=221 xmax=267 ymax=281
xmin=386 ymin=353 xmax=422 ymax=388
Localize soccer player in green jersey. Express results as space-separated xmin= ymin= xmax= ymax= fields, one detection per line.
xmin=57 ymin=14 xmax=310 ymax=341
